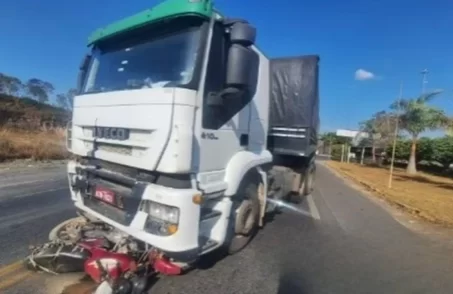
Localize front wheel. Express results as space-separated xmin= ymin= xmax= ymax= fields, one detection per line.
xmin=226 ymin=180 xmax=260 ymax=255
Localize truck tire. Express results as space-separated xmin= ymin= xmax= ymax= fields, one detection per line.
xmin=226 ymin=179 xmax=260 ymax=255
xmin=289 ymin=161 xmax=316 ymax=203
xmin=303 ymin=162 xmax=316 ymax=195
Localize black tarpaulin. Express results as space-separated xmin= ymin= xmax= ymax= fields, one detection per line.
xmin=269 ymin=55 xmax=319 ymax=130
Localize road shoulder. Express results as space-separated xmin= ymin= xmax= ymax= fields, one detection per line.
xmin=320 ymin=160 xmax=453 ymax=244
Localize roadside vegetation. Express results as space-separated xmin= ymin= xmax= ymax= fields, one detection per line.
xmin=327 ymin=161 xmax=453 ymax=226
xmin=0 ymin=73 xmax=75 ymax=162
xmin=320 ymin=90 xmax=453 ymax=226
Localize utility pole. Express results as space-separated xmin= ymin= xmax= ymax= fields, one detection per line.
xmin=341 ymin=144 xmax=345 ymax=162
xmin=388 ymin=82 xmax=403 ymax=189
xmin=421 ymin=69 xmax=428 ymax=94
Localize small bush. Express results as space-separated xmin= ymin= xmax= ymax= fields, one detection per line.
xmin=331 ymin=144 xmax=344 ymax=161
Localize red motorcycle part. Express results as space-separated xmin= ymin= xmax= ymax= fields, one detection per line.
xmin=152 ymin=256 xmax=181 ymax=276
xmin=78 ymin=238 xmax=109 ymax=250
xmin=80 ymin=239 xmax=136 ymax=283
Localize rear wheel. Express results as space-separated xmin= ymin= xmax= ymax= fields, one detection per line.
xmin=303 ymin=163 xmax=316 ymax=195
xmin=289 ymin=161 xmax=316 ymax=203
xmin=226 ymin=180 xmax=260 ymax=255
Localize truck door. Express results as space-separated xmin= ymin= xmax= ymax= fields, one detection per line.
xmin=194 ymin=22 xmax=252 ymax=173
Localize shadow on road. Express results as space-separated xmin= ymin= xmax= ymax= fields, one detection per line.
xmin=276 ymin=271 xmax=306 ymax=294
xmin=197 ymin=210 xmax=283 ymax=271
xmin=395 ymin=174 xmax=453 ymax=191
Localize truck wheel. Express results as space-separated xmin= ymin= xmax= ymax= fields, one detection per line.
xmin=303 ymin=163 xmax=316 ymax=195
xmin=289 ymin=176 xmax=305 ymax=204
xmin=226 ymin=180 xmax=260 ymax=255
xmin=289 ymin=162 xmax=316 ymax=203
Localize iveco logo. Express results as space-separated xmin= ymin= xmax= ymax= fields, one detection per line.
xmin=93 ymin=127 xmax=130 ymax=141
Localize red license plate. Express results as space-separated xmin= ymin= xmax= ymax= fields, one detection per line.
xmin=94 ymin=186 xmax=116 ymax=205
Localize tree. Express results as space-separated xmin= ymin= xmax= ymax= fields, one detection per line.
xmin=66 ymin=88 xmax=77 ymax=110
xmin=446 ymin=119 xmax=453 ymax=137
xmin=359 ymin=111 xmax=398 ymax=162
xmin=432 ymin=137 xmax=453 ymax=170
xmin=359 ymin=118 xmax=379 ymax=162
xmin=0 ymin=73 xmax=23 ymax=96
xmin=391 ymin=90 xmax=449 ymax=174
xmin=55 ymin=88 xmax=77 ymax=110
xmin=416 ymin=137 xmax=434 ymax=162
xmin=26 ymin=78 xmax=55 ymax=103
xmin=56 ymin=93 xmax=68 ymax=109
xmin=392 ymin=139 xmax=411 ymax=161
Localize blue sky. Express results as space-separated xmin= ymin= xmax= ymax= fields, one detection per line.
xmin=1 ymin=0 xmax=452 ymax=134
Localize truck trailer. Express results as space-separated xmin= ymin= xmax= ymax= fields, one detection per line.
xmin=25 ymin=0 xmax=319 ymax=292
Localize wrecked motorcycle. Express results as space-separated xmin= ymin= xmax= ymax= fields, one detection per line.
xmin=24 ymin=216 xmax=183 ymax=294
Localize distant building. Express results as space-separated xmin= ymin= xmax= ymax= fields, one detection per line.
xmin=336 ymin=129 xmax=370 ymax=146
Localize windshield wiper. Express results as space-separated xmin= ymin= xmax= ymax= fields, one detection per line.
xmin=126 ymin=79 xmax=153 ymax=89
xmin=83 ymin=86 xmax=115 ymax=94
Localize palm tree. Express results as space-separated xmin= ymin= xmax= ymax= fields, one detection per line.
xmin=391 ymin=90 xmax=449 ymax=174
xmin=359 ymin=117 xmax=379 ymax=162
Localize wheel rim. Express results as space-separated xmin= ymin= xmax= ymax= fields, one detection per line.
xmin=48 ymin=217 xmax=87 ymax=242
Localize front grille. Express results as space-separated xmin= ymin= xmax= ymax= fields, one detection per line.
xmin=84 ymin=158 xmax=145 ymax=181
xmin=82 ymin=158 xmax=191 ymax=189
xmin=97 ymin=143 xmax=133 ymax=156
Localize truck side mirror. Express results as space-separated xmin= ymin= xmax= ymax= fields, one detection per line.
xmin=76 ymin=54 xmax=92 ymax=94
xmin=223 ymin=21 xmax=258 ymax=97
xmin=225 ymin=45 xmax=258 ymax=91
xmin=229 ymin=22 xmax=256 ymax=46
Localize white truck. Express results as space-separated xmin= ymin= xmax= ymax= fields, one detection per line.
xmin=30 ymin=0 xmax=319 ymax=292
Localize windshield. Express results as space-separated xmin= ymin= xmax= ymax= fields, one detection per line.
xmin=83 ymin=24 xmax=202 ymax=94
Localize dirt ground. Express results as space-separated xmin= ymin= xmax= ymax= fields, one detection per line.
xmin=326 ymin=161 xmax=453 ymax=227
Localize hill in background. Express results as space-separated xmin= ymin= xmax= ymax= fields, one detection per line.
xmin=0 ymin=73 xmax=74 ymax=161
xmin=0 ymin=93 xmax=70 ymax=130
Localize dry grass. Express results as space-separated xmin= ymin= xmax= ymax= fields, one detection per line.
xmin=0 ymin=127 xmax=69 ymax=162
xmin=326 ymin=161 xmax=453 ymax=226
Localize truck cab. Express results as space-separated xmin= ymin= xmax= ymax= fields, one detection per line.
xmin=67 ymin=0 xmax=319 ymax=265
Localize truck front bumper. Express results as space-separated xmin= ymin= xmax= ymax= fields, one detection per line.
xmin=67 ymin=161 xmax=201 ymax=263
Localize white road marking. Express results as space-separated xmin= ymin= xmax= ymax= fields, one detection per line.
xmin=0 ymin=178 xmax=62 ymax=189
xmin=8 ymin=187 xmax=68 ymax=200
xmin=307 ymin=193 xmax=321 ymax=220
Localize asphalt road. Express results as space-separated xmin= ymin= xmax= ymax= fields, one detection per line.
xmin=1 ymin=161 xmax=453 ymax=294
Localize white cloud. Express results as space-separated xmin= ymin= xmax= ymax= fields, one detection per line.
xmin=355 ymin=69 xmax=375 ymax=81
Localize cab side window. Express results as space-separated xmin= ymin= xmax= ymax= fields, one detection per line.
xmin=202 ymin=23 xmax=258 ymax=130
xmin=202 ymin=23 xmax=227 ymax=130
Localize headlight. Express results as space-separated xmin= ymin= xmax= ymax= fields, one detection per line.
xmin=147 ymin=201 xmax=179 ymax=224
xmin=143 ymin=201 xmax=179 ymax=236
